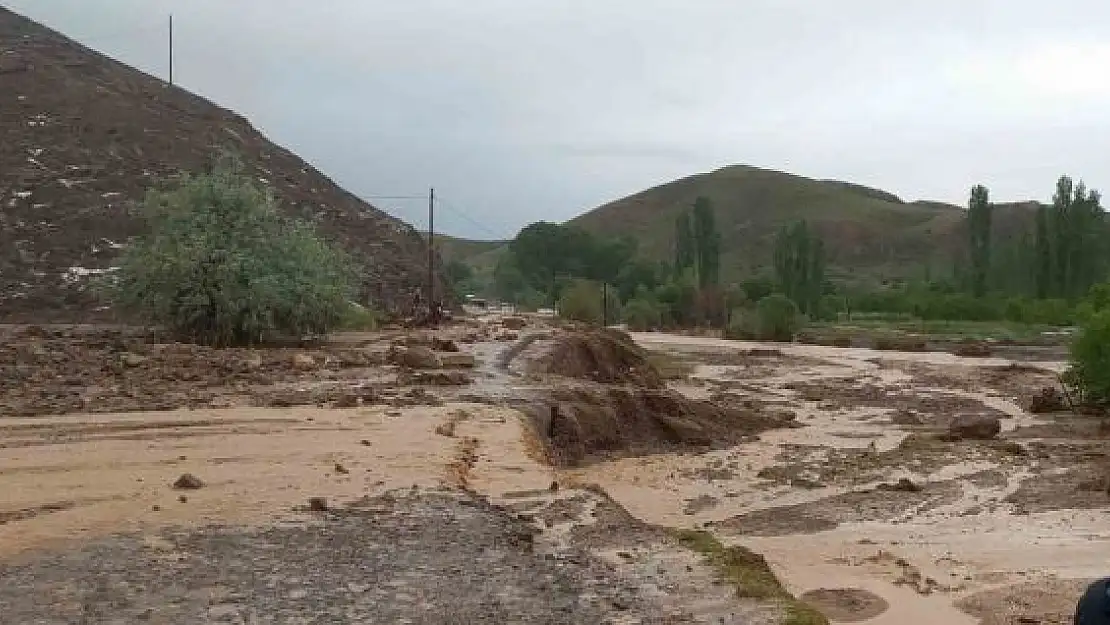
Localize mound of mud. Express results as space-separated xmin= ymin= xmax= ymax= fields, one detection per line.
xmin=0 ymin=326 xmax=391 ymax=416
xmin=801 ymin=588 xmax=889 ymax=622
xmin=533 ymin=386 xmax=798 ymax=466
xmin=527 ymin=327 xmax=663 ymax=387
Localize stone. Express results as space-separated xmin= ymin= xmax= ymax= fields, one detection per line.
xmin=390 ymin=346 xmax=441 ymax=369
xmin=172 ymin=473 xmax=204 ymax=490
xmin=1026 ymin=386 xmax=1067 ymax=414
xmin=502 ymin=316 xmax=527 ymax=330
xmin=119 ymin=352 xmax=148 ymax=368
xmin=307 ymin=497 xmax=328 ymax=511
xmin=291 ymin=353 xmax=317 ymax=371
xmin=947 ymin=414 xmax=1001 ymax=440
xmin=432 ymin=338 xmax=460 ymax=352
xmin=334 ymin=463 xmax=349 ymax=475
xmin=437 ymin=352 xmax=476 ymax=368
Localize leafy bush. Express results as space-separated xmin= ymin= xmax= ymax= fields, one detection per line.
xmin=559 ymin=279 xmax=604 ymax=324
xmin=1067 ymin=309 xmax=1110 ymax=406
xmin=109 ymin=160 xmax=356 ymax=345
xmin=622 ymin=297 xmax=662 ymax=331
xmin=724 ymin=307 xmax=756 ymax=340
xmin=754 ymin=294 xmax=801 ymax=341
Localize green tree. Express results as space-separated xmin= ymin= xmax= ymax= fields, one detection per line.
xmin=1067 ymin=309 xmax=1110 ymax=406
xmin=754 ymin=294 xmax=802 ymax=342
xmin=674 ymin=211 xmax=695 ymax=274
xmin=559 ymin=279 xmax=604 ymax=324
xmin=773 ymin=221 xmax=825 ymax=317
xmin=622 ymin=296 xmax=662 ymax=331
xmin=110 ymin=159 xmax=354 ymax=346
xmin=1034 ymin=205 xmax=1052 ymax=299
xmin=692 ymin=196 xmax=721 ymax=288
xmin=967 ymin=184 xmax=992 ymax=297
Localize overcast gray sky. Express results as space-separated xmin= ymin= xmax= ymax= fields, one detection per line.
xmin=7 ymin=1 xmax=1110 ymax=239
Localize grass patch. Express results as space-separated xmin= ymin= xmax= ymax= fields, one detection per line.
xmin=337 ymin=302 xmax=383 ymax=331
xmin=671 ymin=529 xmax=828 ymax=625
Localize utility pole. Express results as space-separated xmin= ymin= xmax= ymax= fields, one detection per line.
xmin=168 ymin=14 xmax=174 ymax=85
xmin=427 ymin=187 xmax=435 ymax=318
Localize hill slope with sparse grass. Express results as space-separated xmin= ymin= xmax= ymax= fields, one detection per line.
xmin=0 ymin=7 xmax=448 ymax=321
xmin=569 ymin=164 xmax=1039 ymax=285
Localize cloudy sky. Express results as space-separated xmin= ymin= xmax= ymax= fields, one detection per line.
xmin=7 ymin=1 xmax=1110 ymax=239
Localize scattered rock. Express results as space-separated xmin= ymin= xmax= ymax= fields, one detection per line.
xmin=334 ymin=463 xmax=349 ymax=475
xmin=178 ymin=495 xmax=188 ymax=503
xmin=332 ymin=394 xmax=359 ymax=409
xmin=1026 ymin=386 xmax=1067 ymax=414
xmin=502 ymin=317 xmax=527 ymax=330
xmin=119 ymin=352 xmax=148 ymax=368
xmin=390 ymin=346 xmax=441 ymax=369
xmin=290 ymin=353 xmax=317 ymax=371
xmin=890 ymin=409 xmax=923 ymax=426
xmin=359 ymin=439 xmax=372 ymax=446
xmin=947 ymin=414 xmax=1001 ymax=440
xmin=151 ymin=505 xmax=161 ymax=512
xmin=435 ymin=421 xmax=457 ymax=437
xmin=879 ymin=478 xmax=923 ymax=493
xmin=307 ymin=497 xmax=328 ymax=512
xmin=682 ymin=494 xmax=719 ymax=515
xmin=496 ymin=331 xmax=519 ymax=341
xmin=438 ymin=352 xmax=476 ymax=368
xmin=432 ymin=338 xmax=459 ymax=352
xmin=409 ymin=370 xmax=472 ymax=386
xmin=172 ymin=473 xmax=204 ymax=490
xmin=548 ymin=481 xmax=559 ymax=492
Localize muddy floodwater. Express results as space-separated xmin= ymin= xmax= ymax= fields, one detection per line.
xmin=0 ymin=321 xmax=1105 ymax=624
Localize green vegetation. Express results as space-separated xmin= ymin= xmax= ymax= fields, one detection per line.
xmin=672 ymin=529 xmax=827 ymax=625
xmin=967 ymin=184 xmax=992 ymax=297
xmin=773 ymin=220 xmax=825 ymax=317
xmin=109 ymin=159 xmax=355 ymax=346
xmin=450 ymin=168 xmax=1110 ymax=351
xmin=755 ymin=294 xmax=802 ymax=341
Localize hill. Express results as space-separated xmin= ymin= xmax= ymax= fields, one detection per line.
xmin=0 ymin=7 xmax=446 ymax=322
xmin=568 ymin=164 xmax=1038 ymax=286
xmin=435 ymin=235 xmax=505 ymax=265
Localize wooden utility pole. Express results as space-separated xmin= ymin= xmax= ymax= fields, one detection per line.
xmin=168 ymin=14 xmax=174 ymax=85
xmin=427 ymin=187 xmax=435 ymax=315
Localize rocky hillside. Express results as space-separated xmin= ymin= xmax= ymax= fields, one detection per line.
xmin=569 ymin=165 xmax=1039 ymax=285
xmin=0 ymin=7 xmax=447 ymax=322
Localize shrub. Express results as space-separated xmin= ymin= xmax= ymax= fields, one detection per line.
xmin=1067 ymin=309 xmax=1110 ymax=406
xmin=109 ymin=159 xmax=355 ymax=345
xmin=622 ymin=297 xmax=662 ymax=331
xmin=755 ymin=294 xmax=802 ymax=341
xmin=559 ymin=279 xmax=604 ymax=324
xmin=725 ymin=307 xmax=756 ymax=340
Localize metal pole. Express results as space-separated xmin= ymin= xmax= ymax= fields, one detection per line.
xmin=427 ymin=187 xmax=435 ymax=315
xmin=168 ymin=14 xmax=174 ymax=85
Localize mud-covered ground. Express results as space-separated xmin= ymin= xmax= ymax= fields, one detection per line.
xmin=0 ymin=317 xmax=1106 ymax=624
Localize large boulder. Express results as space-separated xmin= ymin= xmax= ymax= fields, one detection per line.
xmin=947 ymin=414 xmax=1001 ymax=440
xmin=390 ymin=346 xmax=441 ymax=369
xmin=1026 ymin=386 xmax=1067 ymax=414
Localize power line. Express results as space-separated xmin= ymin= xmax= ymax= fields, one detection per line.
xmin=433 ymin=195 xmax=506 ymax=240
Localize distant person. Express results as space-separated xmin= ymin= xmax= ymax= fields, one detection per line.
xmin=1075 ymin=578 xmax=1110 ymax=624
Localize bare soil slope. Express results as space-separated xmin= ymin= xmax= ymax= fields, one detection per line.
xmin=0 ymin=7 xmax=447 ymax=321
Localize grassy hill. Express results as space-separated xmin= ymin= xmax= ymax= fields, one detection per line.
xmin=434 ymin=235 xmax=505 ymax=265
xmin=446 ymin=165 xmax=1044 ymax=292
xmin=567 ymin=165 xmax=1044 ymax=287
